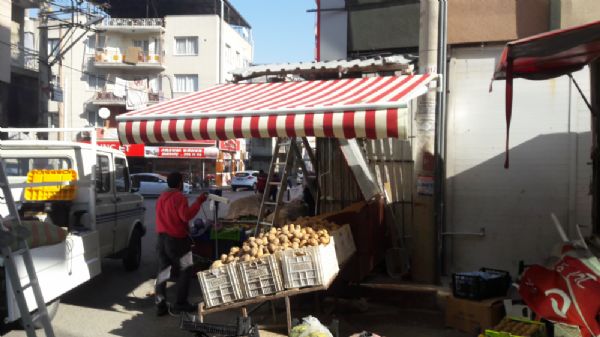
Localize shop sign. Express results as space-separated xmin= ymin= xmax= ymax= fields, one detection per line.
xmin=145 ymin=146 xmax=219 ymax=159
xmin=219 ymin=140 xmax=239 ymax=152
xmin=94 ymin=141 xmax=145 ymax=157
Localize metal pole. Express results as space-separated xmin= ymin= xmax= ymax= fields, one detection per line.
xmin=39 ymin=1 xmax=50 ymax=129
xmin=413 ymin=0 xmax=439 ymax=284
xmin=434 ymin=0 xmax=447 ymax=283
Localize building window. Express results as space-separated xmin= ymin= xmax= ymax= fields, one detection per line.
xmin=133 ymin=39 xmax=149 ymax=54
xmin=174 ymin=75 xmax=198 ymax=93
xmin=174 ymin=37 xmax=198 ymax=55
xmin=86 ymin=34 xmax=105 ymax=54
xmin=48 ymin=38 xmax=59 ymax=58
xmin=87 ymin=74 xmax=106 ymax=91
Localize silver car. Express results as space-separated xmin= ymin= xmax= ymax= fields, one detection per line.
xmin=131 ymin=173 xmax=191 ymax=196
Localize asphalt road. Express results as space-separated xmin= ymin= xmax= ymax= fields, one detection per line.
xmin=4 ymin=189 xmax=257 ymax=337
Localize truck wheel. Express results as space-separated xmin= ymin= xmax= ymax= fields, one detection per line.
xmin=123 ymin=228 xmax=142 ymax=271
xmin=23 ymin=299 xmax=59 ymax=330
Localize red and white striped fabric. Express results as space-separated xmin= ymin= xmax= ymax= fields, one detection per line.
xmin=117 ymin=74 xmax=436 ymax=144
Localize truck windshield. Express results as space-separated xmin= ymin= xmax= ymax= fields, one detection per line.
xmin=4 ymin=158 xmax=72 ymax=177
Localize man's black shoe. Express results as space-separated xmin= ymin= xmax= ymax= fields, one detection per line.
xmin=156 ymin=301 xmax=168 ymax=317
xmin=172 ymin=302 xmax=196 ymax=313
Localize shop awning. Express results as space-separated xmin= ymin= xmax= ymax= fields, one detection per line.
xmin=492 ymin=20 xmax=600 ymax=168
xmin=116 ymin=74 xmax=436 ymax=144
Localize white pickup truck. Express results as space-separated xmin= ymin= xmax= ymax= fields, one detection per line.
xmin=0 ymin=129 xmax=146 ymax=325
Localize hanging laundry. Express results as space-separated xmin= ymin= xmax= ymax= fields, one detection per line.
xmin=113 ymin=77 xmax=127 ymax=98
xmin=126 ymin=79 xmax=149 ymax=110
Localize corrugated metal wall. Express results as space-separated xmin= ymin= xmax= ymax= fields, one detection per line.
xmin=316 ymin=134 xmax=415 ymax=248
xmin=316 ymin=138 xmax=363 ymax=214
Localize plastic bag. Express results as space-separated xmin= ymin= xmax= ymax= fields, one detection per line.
xmin=289 ymin=316 xmax=333 ymax=337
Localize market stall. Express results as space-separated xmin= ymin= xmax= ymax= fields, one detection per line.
xmin=116 ymin=72 xmax=438 ymax=334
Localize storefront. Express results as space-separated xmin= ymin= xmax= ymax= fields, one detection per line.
xmin=94 ymin=139 xmax=243 ymax=187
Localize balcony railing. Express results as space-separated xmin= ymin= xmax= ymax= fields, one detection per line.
xmin=91 ymin=91 xmax=160 ymax=105
xmin=94 ymin=49 xmax=163 ymax=67
xmin=101 ymin=18 xmax=164 ymax=28
xmin=11 ymin=46 xmax=39 ymax=72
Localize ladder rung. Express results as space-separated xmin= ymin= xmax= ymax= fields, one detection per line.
xmin=258 ymin=221 xmax=273 ymax=227
xmin=10 ymin=248 xmax=28 ymax=256
xmin=20 ymin=279 xmax=38 ymax=291
xmin=268 ymin=182 xmax=282 ymax=186
xmin=263 ymin=201 xmax=278 ymax=206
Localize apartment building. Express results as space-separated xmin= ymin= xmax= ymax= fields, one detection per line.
xmin=0 ymin=0 xmax=43 ymax=129
xmin=46 ymin=1 xmax=252 ymax=184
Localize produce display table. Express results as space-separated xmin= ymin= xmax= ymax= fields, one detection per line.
xmin=198 ymin=275 xmax=337 ymax=335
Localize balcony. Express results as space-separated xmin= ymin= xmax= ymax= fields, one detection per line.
xmin=11 ymin=45 xmax=38 ymax=73
xmin=93 ymin=48 xmax=165 ymax=71
xmin=98 ymin=18 xmax=165 ymax=34
xmin=90 ymin=91 xmax=160 ymax=106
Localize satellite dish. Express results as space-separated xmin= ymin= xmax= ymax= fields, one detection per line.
xmin=98 ymin=107 xmax=111 ymax=119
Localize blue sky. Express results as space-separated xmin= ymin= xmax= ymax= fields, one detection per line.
xmin=229 ymin=0 xmax=316 ymax=64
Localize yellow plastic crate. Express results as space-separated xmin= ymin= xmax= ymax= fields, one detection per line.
xmin=25 ymin=169 xmax=78 ymax=201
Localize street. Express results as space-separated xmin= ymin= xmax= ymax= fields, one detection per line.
xmin=4 ymin=189 xmax=256 ymax=337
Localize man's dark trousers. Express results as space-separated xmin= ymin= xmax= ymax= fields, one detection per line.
xmin=155 ymin=233 xmax=192 ymax=305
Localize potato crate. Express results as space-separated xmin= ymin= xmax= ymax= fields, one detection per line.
xmin=237 ymin=254 xmax=284 ymax=298
xmin=197 ymin=263 xmax=244 ymax=308
xmin=485 ymin=317 xmax=546 ymax=337
xmin=330 ymin=224 xmax=356 ymax=265
xmin=279 ymin=238 xmax=339 ymax=289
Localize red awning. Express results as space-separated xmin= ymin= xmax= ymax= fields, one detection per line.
xmin=492 ymin=20 xmax=600 ymax=168
xmin=116 ymin=74 xmax=436 ymax=144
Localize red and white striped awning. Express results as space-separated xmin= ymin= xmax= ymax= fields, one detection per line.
xmin=117 ymin=74 xmax=436 ymax=144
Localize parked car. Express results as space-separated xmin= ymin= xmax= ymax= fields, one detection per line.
xmin=131 ymin=173 xmax=191 ymax=196
xmin=231 ymin=171 xmax=259 ymax=191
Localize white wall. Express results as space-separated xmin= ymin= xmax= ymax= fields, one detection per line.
xmin=164 ymin=15 xmax=252 ymax=96
xmin=222 ymin=22 xmax=252 ymax=82
xmin=445 ymin=46 xmax=592 ymax=275
xmin=164 ymin=15 xmax=219 ymax=95
xmin=0 ymin=0 xmax=11 ymax=83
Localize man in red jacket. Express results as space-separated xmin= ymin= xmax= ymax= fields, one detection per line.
xmin=155 ymin=172 xmax=207 ymax=316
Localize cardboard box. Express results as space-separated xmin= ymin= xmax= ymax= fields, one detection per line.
xmin=554 ymin=323 xmax=582 ymax=337
xmin=331 ymin=224 xmax=356 ymax=265
xmin=445 ymin=295 xmax=505 ymax=334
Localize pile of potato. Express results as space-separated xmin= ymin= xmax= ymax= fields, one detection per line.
xmin=210 ymin=223 xmax=332 ymax=269
xmin=293 ymin=217 xmax=341 ymax=232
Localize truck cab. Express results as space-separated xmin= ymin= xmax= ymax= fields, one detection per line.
xmin=0 ymin=138 xmax=146 ymax=324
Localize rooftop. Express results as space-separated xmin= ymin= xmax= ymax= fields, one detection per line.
xmin=88 ymin=0 xmax=251 ymax=28
xmin=231 ymin=54 xmax=417 ymax=82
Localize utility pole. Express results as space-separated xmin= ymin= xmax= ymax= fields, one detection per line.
xmin=58 ymin=24 xmax=64 ymax=137
xmin=38 ymin=1 xmax=50 ymax=130
xmin=413 ymin=0 xmax=439 ymax=283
